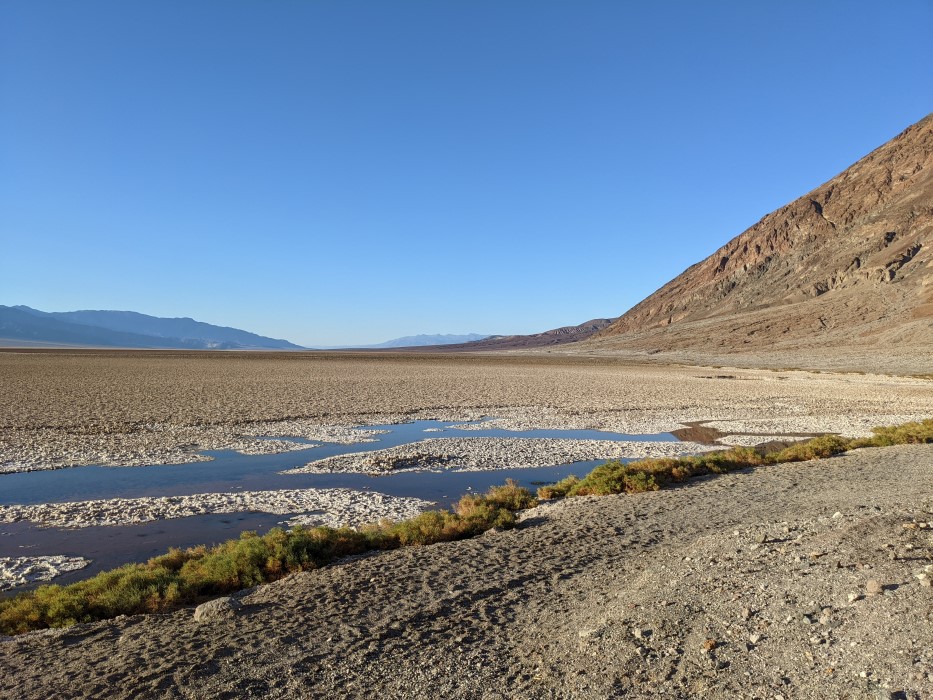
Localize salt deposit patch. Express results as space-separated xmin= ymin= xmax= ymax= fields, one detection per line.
xmin=715 ymin=435 xmax=794 ymax=447
xmin=0 ymin=420 xmax=384 ymax=474
xmin=0 ymin=556 xmax=91 ymax=591
xmin=705 ymin=414 xmax=932 ymax=438
xmin=0 ymin=489 xmax=432 ymax=530
xmin=284 ymin=437 xmax=715 ymax=475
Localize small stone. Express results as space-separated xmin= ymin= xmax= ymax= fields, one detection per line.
xmin=193 ymin=596 xmax=243 ymax=622
xmin=748 ymin=633 xmax=762 ymax=645
xmin=703 ymin=638 xmax=717 ymax=652
xmin=832 ymin=512 xmax=843 ymax=519
xmin=741 ymin=607 xmax=752 ymax=621
xmin=865 ymin=580 xmax=884 ymax=596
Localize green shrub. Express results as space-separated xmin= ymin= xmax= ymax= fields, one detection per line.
xmin=766 ymin=434 xmax=851 ymax=463
xmin=480 ymin=479 xmax=538 ymax=511
xmin=537 ymin=475 xmax=579 ymax=499
xmin=851 ymin=418 xmax=933 ymax=448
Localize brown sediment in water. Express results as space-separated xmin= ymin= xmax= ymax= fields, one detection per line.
xmin=671 ymin=420 xmax=825 ymax=446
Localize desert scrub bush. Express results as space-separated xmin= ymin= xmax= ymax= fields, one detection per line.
xmin=849 ymin=418 xmax=933 ymax=448
xmin=537 ymin=475 xmax=579 ymax=499
xmin=766 ymin=434 xmax=851 ymax=463
xmin=478 ymin=478 xmax=538 ymax=510
xmin=0 ymin=481 xmax=538 ymax=636
xmin=541 ymin=418 xmax=933 ymax=506
xmin=564 ymin=460 xmax=661 ymax=496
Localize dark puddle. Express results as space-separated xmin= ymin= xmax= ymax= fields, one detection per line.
xmin=0 ymin=420 xmax=673 ymax=593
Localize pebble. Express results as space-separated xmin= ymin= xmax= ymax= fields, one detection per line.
xmin=193 ymin=596 xmax=243 ymax=623
xmin=865 ymin=580 xmax=884 ymax=596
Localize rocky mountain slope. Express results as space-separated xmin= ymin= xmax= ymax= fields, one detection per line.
xmin=585 ymin=114 xmax=933 ymax=363
xmin=421 ymin=318 xmax=615 ymax=352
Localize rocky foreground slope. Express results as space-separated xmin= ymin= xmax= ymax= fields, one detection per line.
xmin=2 ymin=444 xmax=931 ymax=699
xmin=581 ymin=114 xmax=933 ymax=369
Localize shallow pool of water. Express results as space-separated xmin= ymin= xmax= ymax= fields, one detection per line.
xmin=0 ymin=420 xmax=676 ymax=592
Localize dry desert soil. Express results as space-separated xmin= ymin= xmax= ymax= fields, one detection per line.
xmin=1 ymin=350 xmax=932 ymax=699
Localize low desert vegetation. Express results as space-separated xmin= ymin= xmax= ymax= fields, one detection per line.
xmin=537 ymin=419 xmax=933 ymax=499
xmin=0 ymin=480 xmax=536 ymax=635
xmin=2 ymin=419 xmax=930 ymax=636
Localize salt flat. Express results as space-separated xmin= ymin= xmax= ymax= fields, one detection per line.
xmin=2 ymin=350 xmax=930 ymax=473
xmin=1 ymin=350 xmax=931 ymax=699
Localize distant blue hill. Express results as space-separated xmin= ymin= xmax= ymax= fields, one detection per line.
xmin=325 ymin=333 xmax=491 ymax=349
xmin=1 ymin=306 xmax=304 ymax=350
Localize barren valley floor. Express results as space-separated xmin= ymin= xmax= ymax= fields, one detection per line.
xmin=1 ymin=350 xmax=932 ymax=698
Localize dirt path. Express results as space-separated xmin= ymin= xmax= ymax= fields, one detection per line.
xmin=3 ymin=443 xmax=931 ymax=699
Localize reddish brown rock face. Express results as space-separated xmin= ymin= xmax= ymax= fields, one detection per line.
xmin=590 ymin=114 xmax=933 ymax=356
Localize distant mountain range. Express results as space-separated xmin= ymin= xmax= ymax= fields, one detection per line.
xmin=0 ymin=306 xmax=304 ymax=350
xmin=325 ymin=333 xmax=491 ymax=349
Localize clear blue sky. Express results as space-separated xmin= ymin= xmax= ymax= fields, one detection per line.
xmin=2 ymin=1 xmax=931 ymax=346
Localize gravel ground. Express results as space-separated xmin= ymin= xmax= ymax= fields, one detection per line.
xmin=2 ymin=444 xmax=931 ymax=699
xmin=0 ymin=488 xmax=432 ymax=530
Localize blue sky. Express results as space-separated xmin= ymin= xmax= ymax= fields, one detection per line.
xmin=2 ymin=1 xmax=931 ymax=346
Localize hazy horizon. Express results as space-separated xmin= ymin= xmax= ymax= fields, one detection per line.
xmin=3 ymin=1 xmax=931 ymax=346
